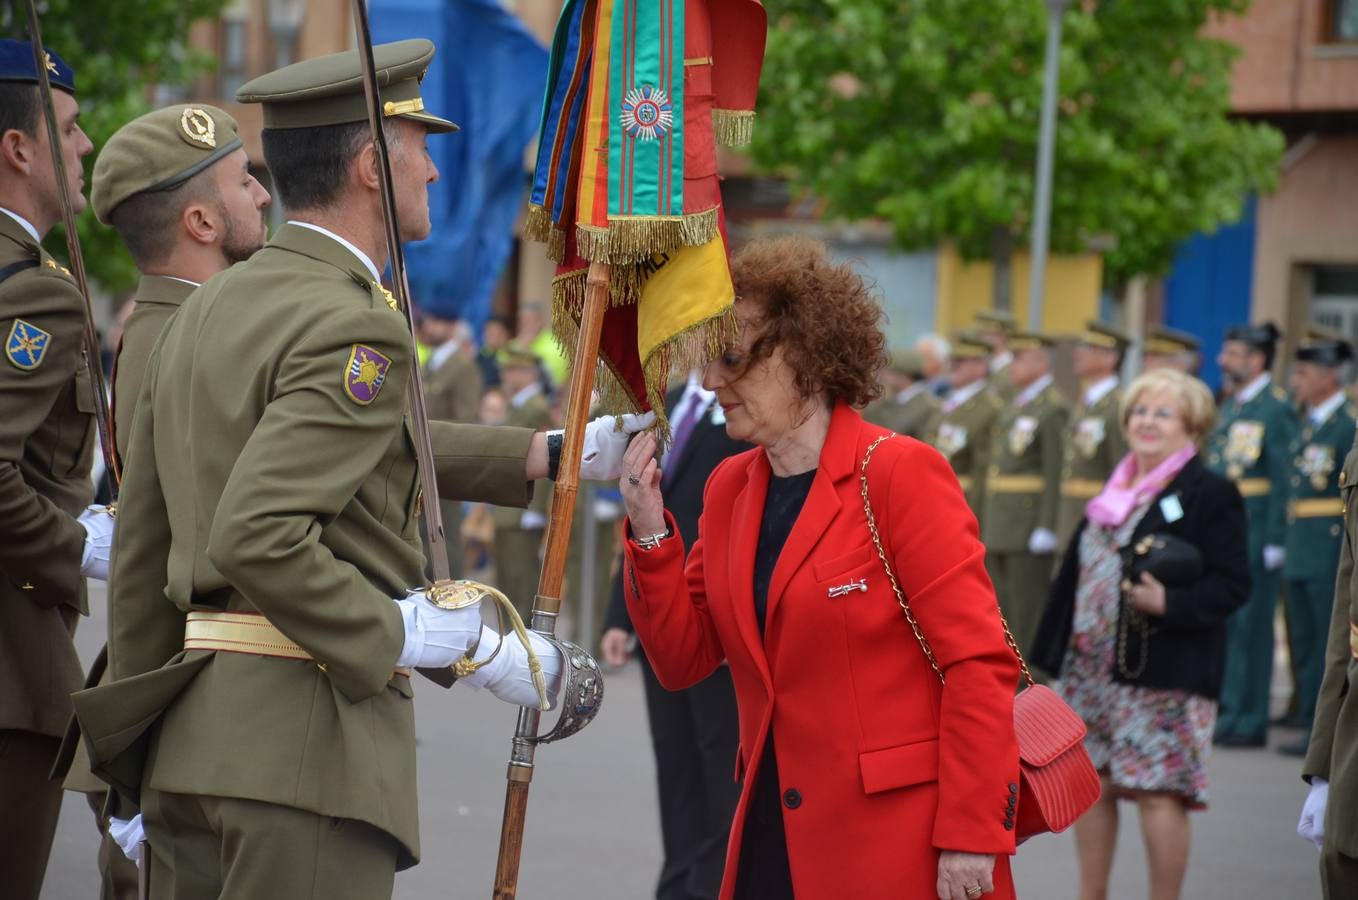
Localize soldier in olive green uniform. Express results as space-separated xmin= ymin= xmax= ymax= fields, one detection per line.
xmin=421 ymin=314 xmax=484 ymax=579
xmin=0 ymin=43 xmax=108 ymax=900
xmin=1298 ymin=434 xmax=1358 ymax=896
xmin=1207 ymin=322 xmax=1299 ymax=747
xmin=981 ymin=332 xmax=1069 ymax=656
xmin=928 ymin=333 xmax=1002 ymax=524
xmin=976 ymin=308 xmax=1016 ymax=403
xmin=1055 ymin=322 xmax=1129 ymax=551
xmin=1142 ymin=323 xmax=1201 ymax=375
xmin=863 ymin=349 xmax=942 ymax=440
xmin=70 ymin=41 xmax=651 ymax=897
xmin=493 ymin=345 xmax=553 ymax=618
xmin=1279 ymin=336 xmax=1357 ymax=756
xmin=57 ymin=102 xmax=273 ymax=899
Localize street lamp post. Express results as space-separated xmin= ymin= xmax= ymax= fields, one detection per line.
xmin=267 ymin=0 xmax=307 ymax=70
xmin=1027 ymin=0 xmax=1070 ymax=332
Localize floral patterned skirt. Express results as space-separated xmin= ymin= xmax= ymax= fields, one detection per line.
xmin=1055 ymin=508 xmax=1216 ymax=808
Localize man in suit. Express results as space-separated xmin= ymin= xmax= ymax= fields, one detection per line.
xmin=976 ymin=309 xmax=1017 ymax=403
xmin=1206 ymin=322 xmax=1299 ymax=747
xmin=68 ymin=100 xmax=271 ymax=900
xmin=1055 ymin=322 xmax=1129 ymax=550
xmin=71 ymin=40 xmax=654 ymax=895
xmin=493 ymin=344 xmax=553 ymax=618
xmin=1280 ymin=335 xmax=1356 ymax=756
xmin=421 ymin=312 xmax=484 ymax=579
xmin=601 ymin=372 xmax=747 ymax=900
xmin=1142 ymin=324 xmax=1201 ymax=374
xmin=862 ymin=349 xmax=942 ymax=440
xmin=1298 ymin=430 xmax=1358 ymax=896
xmin=0 ymin=41 xmax=112 ymax=900
xmin=929 ymin=332 xmax=1003 ymax=524
xmin=981 ymin=331 xmax=1069 ymax=657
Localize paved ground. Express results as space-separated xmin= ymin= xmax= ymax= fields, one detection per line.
xmin=43 ymin=584 xmax=1320 ymax=899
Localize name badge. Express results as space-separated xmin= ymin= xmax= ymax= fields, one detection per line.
xmin=1159 ymin=494 xmax=1184 ymax=523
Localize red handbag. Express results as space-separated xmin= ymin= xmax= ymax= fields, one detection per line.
xmin=861 ymin=435 xmax=1102 ymax=841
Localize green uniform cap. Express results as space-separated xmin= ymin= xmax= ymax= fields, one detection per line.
xmin=888 ymin=349 xmax=926 ymax=378
xmin=951 ymin=331 xmax=991 ymax=360
xmin=1077 ymin=320 xmax=1130 ymax=351
xmin=236 ymin=38 xmax=457 ymax=133
xmin=91 ymin=104 xmax=243 ymax=225
xmin=1009 ymin=331 xmax=1055 ymax=351
xmin=1143 ymin=323 xmax=1199 ymax=355
xmin=974 ymin=309 xmax=1016 ymax=334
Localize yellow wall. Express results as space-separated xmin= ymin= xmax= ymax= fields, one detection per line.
xmin=934 ymin=244 xmax=1103 ymax=336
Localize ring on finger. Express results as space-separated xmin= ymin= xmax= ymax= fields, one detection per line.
xmin=965 ymin=885 xmax=983 ymax=899
xmin=627 ymin=473 xmax=641 ymax=486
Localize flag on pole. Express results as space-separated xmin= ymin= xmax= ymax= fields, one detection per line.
xmin=525 ymin=0 xmax=766 ymax=429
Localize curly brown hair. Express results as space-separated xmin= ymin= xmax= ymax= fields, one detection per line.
xmin=729 ymin=235 xmax=887 ymax=408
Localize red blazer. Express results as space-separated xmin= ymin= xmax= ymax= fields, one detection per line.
xmin=624 ymin=403 xmax=1020 ymax=899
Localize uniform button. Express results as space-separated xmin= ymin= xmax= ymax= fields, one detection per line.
xmin=1333 ymin=525 xmax=1342 ymax=537
xmin=782 ymin=788 xmax=802 ymax=810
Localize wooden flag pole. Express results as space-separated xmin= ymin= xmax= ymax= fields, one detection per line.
xmin=492 ymin=261 xmax=610 ymax=898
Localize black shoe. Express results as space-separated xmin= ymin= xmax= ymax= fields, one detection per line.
xmin=1215 ymin=733 xmax=1267 ymax=749
xmin=1277 ymin=736 xmax=1311 ymax=757
xmin=1271 ymin=713 xmax=1304 ymax=729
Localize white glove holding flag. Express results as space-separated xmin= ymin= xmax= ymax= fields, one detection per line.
xmin=553 ymin=412 xmax=657 ymax=481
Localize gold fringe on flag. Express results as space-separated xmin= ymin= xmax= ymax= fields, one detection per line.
xmin=574 ymin=207 xmax=721 ymax=265
xmin=712 ymin=109 xmax=754 ymax=147
xmin=523 ymin=204 xmax=567 ymax=263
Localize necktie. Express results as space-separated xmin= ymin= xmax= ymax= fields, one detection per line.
xmin=662 ymin=393 xmax=704 ymax=488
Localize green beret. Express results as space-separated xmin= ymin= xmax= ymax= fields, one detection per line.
xmin=91 ymin=104 xmax=243 ymax=225
xmin=236 ymin=38 xmax=457 ymax=134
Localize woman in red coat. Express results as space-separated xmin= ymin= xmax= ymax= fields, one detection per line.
xmin=618 ymin=237 xmax=1021 ymax=900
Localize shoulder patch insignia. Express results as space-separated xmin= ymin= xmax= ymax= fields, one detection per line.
xmin=343 ymin=343 xmax=392 ymax=405
xmin=5 ymin=318 xmax=51 ymax=370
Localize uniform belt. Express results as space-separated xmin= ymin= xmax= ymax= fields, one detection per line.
xmin=1061 ymin=478 xmax=1104 ymax=500
xmin=1235 ymin=477 xmax=1271 ymax=497
xmin=184 ymin=610 xmax=412 ymax=678
xmin=988 ymin=474 xmax=1045 ymax=494
xmin=1351 ymin=621 xmax=1358 ymax=661
xmin=1291 ymin=498 xmax=1344 ymax=518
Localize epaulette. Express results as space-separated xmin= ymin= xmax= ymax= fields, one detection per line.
xmin=36 ymin=255 xmax=74 ymax=281
xmin=1347 ymin=404 xmax=1358 ymax=421
xmin=1271 ymin=385 xmax=1288 ymax=402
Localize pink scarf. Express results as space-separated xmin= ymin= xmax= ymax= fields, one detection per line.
xmin=1085 ymin=445 xmax=1197 ymax=528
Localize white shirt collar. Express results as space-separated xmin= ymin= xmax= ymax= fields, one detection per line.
xmin=895 ymin=383 xmax=926 ymax=406
xmin=164 ymin=276 xmax=201 ymax=288
xmin=288 ymin=220 xmax=381 ymax=284
xmin=511 ymin=382 xmax=542 ymax=409
xmin=1236 ymin=372 xmax=1271 ymax=404
xmin=944 ymin=379 xmax=986 ymax=412
xmin=428 ymin=338 xmax=461 ymax=374
xmin=1083 ymin=375 xmax=1118 ymax=407
xmin=990 ymin=350 xmax=1012 ymax=374
xmin=1311 ymin=390 xmax=1347 ymax=426
xmin=1015 ymin=373 xmax=1053 ymax=408
xmin=0 ymin=207 xmax=41 ymax=243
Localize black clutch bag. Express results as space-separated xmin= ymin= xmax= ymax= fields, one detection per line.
xmin=1122 ymin=533 xmax=1204 ymax=588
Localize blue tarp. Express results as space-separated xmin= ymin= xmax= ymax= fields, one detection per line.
xmin=371 ymin=0 xmax=548 ymax=333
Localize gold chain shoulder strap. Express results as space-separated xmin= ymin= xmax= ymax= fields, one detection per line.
xmin=859 ymin=434 xmax=1034 ymax=687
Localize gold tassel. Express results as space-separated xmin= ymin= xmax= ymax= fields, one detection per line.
xmin=712 ymin=109 xmax=755 ymax=147
xmin=581 ymin=209 xmax=722 ymax=265
xmin=523 ymin=204 xmax=555 ymax=243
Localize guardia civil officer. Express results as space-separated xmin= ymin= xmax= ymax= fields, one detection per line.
xmin=981 ymin=331 xmax=1069 ymax=657
xmin=73 ymin=40 xmax=645 ymax=897
xmin=1279 ymin=335 xmax=1356 ymax=756
xmin=57 ymin=103 xmax=271 ymax=897
xmin=1055 ymin=322 xmax=1129 ymax=550
xmin=1207 ymin=322 xmax=1298 ymax=747
xmin=0 ymin=40 xmax=111 ymax=900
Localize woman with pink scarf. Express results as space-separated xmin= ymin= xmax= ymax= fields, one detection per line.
xmin=1032 ymin=369 xmax=1250 ymax=900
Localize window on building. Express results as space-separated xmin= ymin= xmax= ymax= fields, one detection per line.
xmin=1324 ymin=0 xmax=1358 ymax=43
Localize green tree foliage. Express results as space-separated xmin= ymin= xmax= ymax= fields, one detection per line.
xmin=3 ymin=0 xmax=226 ymax=296
xmin=752 ymin=0 xmax=1285 ymax=286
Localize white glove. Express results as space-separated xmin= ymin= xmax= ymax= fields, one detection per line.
xmin=1028 ymin=527 xmax=1059 ymax=555
xmin=394 ymin=591 xmax=484 ymax=669
xmin=520 ymin=509 xmax=547 ymax=529
xmin=1298 ymin=778 xmax=1328 ymax=851
xmin=1264 ymin=545 xmax=1286 ymax=571
xmin=108 ymin=814 xmax=144 ymax=864
xmin=78 ymin=504 xmax=115 ymax=580
xmin=461 ymin=624 xmax=564 ymax=709
xmin=554 ymin=412 xmax=657 ymax=481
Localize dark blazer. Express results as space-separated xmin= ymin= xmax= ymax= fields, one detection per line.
xmin=1032 ymin=454 xmax=1250 ymax=700
xmin=605 ymin=386 xmax=750 ymax=631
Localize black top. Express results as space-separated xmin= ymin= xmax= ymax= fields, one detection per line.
xmin=754 ymin=470 xmax=817 ymax=635
xmin=1031 ymin=455 xmax=1251 ymax=699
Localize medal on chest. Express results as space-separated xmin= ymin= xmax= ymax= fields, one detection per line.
xmin=1074 ymin=416 xmax=1106 ymax=459
xmin=1008 ymin=415 xmax=1038 ymax=456
xmin=936 ymin=422 xmax=968 ymax=458
xmin=1225 ymin=420 xmax=1264 ymax=478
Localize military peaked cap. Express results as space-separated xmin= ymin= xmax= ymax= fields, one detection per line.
xmin=1297 ymin=337 xmax=1354 ymax=367
xmin=0 ymin=39 xmax=74 ymax=93
xmin=91 ymin=104 xmax=244 ymax=224
xmin=1078 ymin=320 xmax=1129 ymax=351
xmin=974 ymin=309 xmax=1016 ymax=335
xmin=1009 ymin=331 xmax=1056 ymax=351
xmin=1143 ymin=324 xmax=1200 ymax=356
xmin=888 ymin=349 xmax=926 ymax=378
xmin=1225 ymin=321 xmax=1282 ymax=350
xmin=951 ymin=331 xmax=991 ymax=360
xmin=499 ymin=345 xmax=540 ymax=369
xmin=236 ymin=38 xmax=457 ymax=133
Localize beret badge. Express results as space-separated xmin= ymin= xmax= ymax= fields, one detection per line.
xmin=179 ymin=108 xmax=217 ymax=149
